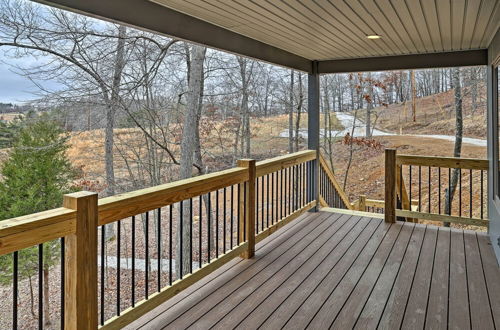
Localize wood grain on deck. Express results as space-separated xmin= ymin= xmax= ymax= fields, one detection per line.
xmin=126 ymin=211 xmax=500 ymax=330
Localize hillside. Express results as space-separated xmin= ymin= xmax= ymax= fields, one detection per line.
xmin=355 ymin=87 xmax=487 ymax=139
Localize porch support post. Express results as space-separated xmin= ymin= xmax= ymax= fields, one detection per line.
xmin=308 ymin=61 xmax=320 ymax=211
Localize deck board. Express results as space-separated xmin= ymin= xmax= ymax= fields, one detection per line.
xmin=125 ymin=210 xmax=500 ymax=330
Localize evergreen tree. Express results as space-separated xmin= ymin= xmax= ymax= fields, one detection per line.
xmin=0 ymin=115 xmax=76 ymax=326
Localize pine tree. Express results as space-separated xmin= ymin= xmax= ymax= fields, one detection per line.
xmin=0 ymin=115 xmax=76 ymax=326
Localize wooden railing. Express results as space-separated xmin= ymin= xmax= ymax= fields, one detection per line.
xmin=0 ymin=150 xmax=317 ymax=329
xmin=318 ymin=154 xmax=353 ymax=210
xmin=385 ymin=149 xmax=488 ymax=227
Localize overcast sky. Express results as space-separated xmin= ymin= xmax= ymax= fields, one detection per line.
xmin=0 ymin=50 xmax=62 ymax=104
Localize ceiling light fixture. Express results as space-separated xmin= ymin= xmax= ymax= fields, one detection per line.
xmin=366 ymin=34 xmax=382 ymax=39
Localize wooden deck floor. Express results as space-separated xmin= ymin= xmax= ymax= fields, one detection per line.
xmin=126 ymin=211 xmax=500 ymax=330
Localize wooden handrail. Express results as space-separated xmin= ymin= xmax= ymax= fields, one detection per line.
xmin=318 ymin=154 xmax=354 ymax=210
xmin=98 ymin=167 xmax=248 ymax=226
xmin=0 ymin=208 xmax=76 ymax=255
xmin=396 ymin=154 xmax=488 ymax=170
xmin=256 ymin=149 xmax=316 ymax=177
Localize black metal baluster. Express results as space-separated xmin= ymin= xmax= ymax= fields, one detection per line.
xmin=418 ymin=166 xmax=422 ymax=211
xmin=189 ymin=199 xmax=193 ymax=274
xmin=438 ymin=167 xmax=441 ymax=214
xmin=145 ymin=211 xmax=149 ymax=296
xmin=256 ymin=177 xmax=259 ymax=234
xmin=481 ymin=170 xmax=484 ymax=219
xmin=409 ymin=165 xmax=412 ymax=208
xmin=158 ymin=208 xmax=162 ymax=290
xmin=223 ymin=188 xmax=227 ymax=252
xmin=168 ymin=205 xmax=172 ymax=285
xmin=199 ymin=196 xmax=203 ymax=267
xmin=238 ymin=185 xmax=241 ymax=244
xmin=399 ymin=165 xmax=403 ymax=210
xmin=271 ymin=172 xmax=275 ymax=224
xmin=470 ymin=169 xmax=473 ymax=218
xmin=100 ymin=225 xmax=105 ymax=325
xmin=117 ymin=220 xmax=121 ymax=316
xmin=131 ymin=216 xmax=136 ymax=306
xmin=60 ymin=237 xmax=64 ymax=330
xmin=179 ymin=202 xmax=183 ymax=280
xmin=231 ymin=185 xmax=234 ymax=249
xmin=428 ymin=167 xmax=431 ymax=213
xmin=216 ymin=191 xmax=219 ymax=258
xmin=300 ymin=163 xmax=307 ymax=207
xmin=459 ymin=170 xmax=462 ymax=217
xmin=244 ymin=182 xmax=248 ymax=237
xmin=13 ymin=251 xmax=18 ymax=330
xmin=208 ymin=192 xmax=212 ymax=261
xmin=280 ymin=169 xmax=284 ymax=220
xmin=261 ymin=176 xmax=264 ymax=231
xmin=448 ymin=168 xmax=452 ymax=215
xmin=266 ymin=174 xmax=270 ymax=228
xmin=38 ymin=243 xmax=43 ymax=329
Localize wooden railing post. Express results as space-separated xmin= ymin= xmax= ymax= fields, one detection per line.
xmin=237 ymin=159 xmax=256 ymax=258
xmin=63 ymin=191 xmax=98 ymax=329
xmin=359 ymin=195 xmax=366 ymax=212
xmin=385 ymin=149 xmax=397 ymax=223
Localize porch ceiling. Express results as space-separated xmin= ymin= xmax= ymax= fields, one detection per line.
xmin=152 ymin=0 xmax=500 ymax=62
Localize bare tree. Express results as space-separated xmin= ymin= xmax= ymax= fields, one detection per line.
xmin=444 ymin=67 xmax=463 ymax=225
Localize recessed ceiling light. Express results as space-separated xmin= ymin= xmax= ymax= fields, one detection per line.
xmin=366 ymin=34 xmax=382 ymax=39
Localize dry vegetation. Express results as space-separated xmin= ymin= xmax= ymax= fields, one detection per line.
xmin=358 ymin=87 xmax=487 ymax=139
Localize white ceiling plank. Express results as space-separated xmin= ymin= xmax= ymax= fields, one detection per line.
xmin=151 ymin=0 xmax=498 ymax=61
xmin=420 ymin=0 xmax=444 ymax=51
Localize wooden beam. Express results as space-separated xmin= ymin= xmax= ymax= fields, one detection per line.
xmin=385 ymin=149 xmax=397 ymax=223
xmin=237 ymin=159 xmax=256 ymax=258
xmin=98 ymin=167 xmax=247 ymax=226
xmin=396 ymin=154 xmax=488 ymax=170
xmin=321 ymin=207 xmax=385 ymax=219
xmin=255 ymin=150 xmax=316 ymax=177
xmin=318 ymin=50 xmax=488 ymax=73
xmin=63 ymin=191 xmax=98 ymax=330
xmin=395 ymin=210 xmax=488 ymax=227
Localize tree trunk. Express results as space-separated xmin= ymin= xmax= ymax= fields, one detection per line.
xmin=178 ymin=45 xmax=206 ymax=276
xmin=295 ymin=73 xmax=303 ymax=151
xmin=366 ymin=72 xmax=373 ymax=137
xmin=410 ymin=70 xmax=416 ymax=122
xmin=444 ymin=67 xmax=463 ymax=226
xmin=105 ymin=25 xmax=126 ymax=239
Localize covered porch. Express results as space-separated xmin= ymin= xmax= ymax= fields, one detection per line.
xmin=0 ymin=0 xmax=499 ymax=329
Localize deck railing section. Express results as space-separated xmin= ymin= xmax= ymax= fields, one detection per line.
xmin=0 ymin=150 xmax=317 ymax=329
xmin=318 ymin=154 xmax=353 ymax=210
xmin=385 ymin=149 xmax=488 ymax=227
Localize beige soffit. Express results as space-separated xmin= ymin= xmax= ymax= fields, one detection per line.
xmin=151 ymin=0 xmax=500 ymax=61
